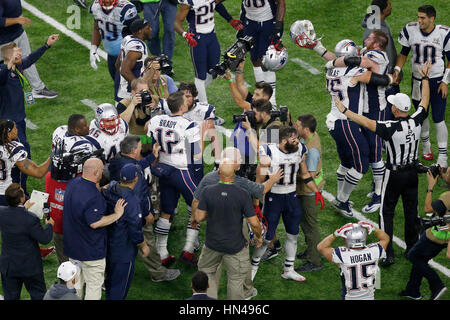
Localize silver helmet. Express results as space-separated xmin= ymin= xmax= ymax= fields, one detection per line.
xmin=290 ymin=19 xmax=317 ymax=48
xmin=344 ymin=224 xmax=367 ymax=249
xmin=334 ymin=39 xmax=360 ymax=57
xmin=95 ymin=103 xmax=120 ymax=135
xmin=262 ymin=45 xmax=288 ymax=71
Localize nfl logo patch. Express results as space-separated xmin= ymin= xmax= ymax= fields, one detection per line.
xmin=55 ymin=188 xmax=65 ymax=203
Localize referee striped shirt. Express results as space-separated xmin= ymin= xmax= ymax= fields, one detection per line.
xmin=375 ymin=106 xmax=427 ymax=166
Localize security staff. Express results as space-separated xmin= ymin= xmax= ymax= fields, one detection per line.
xmin=334 ymin=61 xmax=431 ymax=267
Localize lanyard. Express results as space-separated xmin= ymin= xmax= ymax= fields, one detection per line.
xmin=219 ymin=181 xmax=233 ymax=185
xmin=304 ymin=133 xmax=316 ymax=144
xmin=14 ymin=68 xmax=30 ymax=90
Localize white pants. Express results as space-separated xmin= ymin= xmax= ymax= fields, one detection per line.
xmin=71 ymin=258 xmax=106 ymax=300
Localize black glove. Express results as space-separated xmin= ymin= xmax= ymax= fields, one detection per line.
xmin=270 ymin=21 xmax=284 ymax=44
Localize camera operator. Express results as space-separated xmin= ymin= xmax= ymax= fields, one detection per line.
xmin=398 ymin=171 xmax=449 ymax=300
xmin=117 ymin=77 xmax=160 ymax=154
xmin=142 ymin=56 xmax=177 ymax=99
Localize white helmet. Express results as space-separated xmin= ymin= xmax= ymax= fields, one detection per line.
xmin=262 ymin=45 xmax=288 ymax=71
xmin=95 ymin=103 xmax=120 ymax=135
xmin=290 ymin=20 xmax=318 ymax=48
xmin=344 ymin=224 xmax=367 ymax=249
xmin=334 ymin=39 xmax=360 ymax=57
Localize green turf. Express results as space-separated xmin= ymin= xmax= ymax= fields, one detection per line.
xmin=2 ymin=0 xmax=448 ymax=300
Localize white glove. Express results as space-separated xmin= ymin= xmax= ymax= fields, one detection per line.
xmin=312 ymin=40 xmax=327 ymax=56
xmin=325 ymin=59 xmax=335 ymax=70
xmin=90 ymin=45 xmax=100 ymax=70
xmin=358 ymin=221 xmax=376 ymax=234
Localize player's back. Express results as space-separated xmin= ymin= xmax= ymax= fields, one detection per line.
xmin=182 ymin=0 xmax=216 ymax=34
xmin=332 ymin=243 xmax=385 ymax=300
xmin=243 ymin=0 xmax=274 ymax=22
xmin=362 ymin=49 xmax=389 ymax=113
xmin=89 ymin=119 xmax=129 ymax=162
xmin=148 ymin=114 xmax=200 ymax=170
xmin=259 ymin=143 xmax=307 ymax=194
xmin=0 ymin=141 xmax=27 ymax=194
xmin=89 ymin=0 xmax=138 ymax=56
xmin=52 ymin=125 xmax=100 ymax=155
xmin=183 ymin=101 xmax=216 ymax=125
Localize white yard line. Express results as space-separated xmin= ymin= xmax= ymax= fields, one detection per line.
xmin=22 ymin=0 xmax=450 ymax=280
xmin=291 ymin=57 xmax=321 ymax=75
xmin=25 ymin=118 xmax=39 ymax=130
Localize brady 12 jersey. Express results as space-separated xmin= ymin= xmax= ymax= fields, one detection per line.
xmin=332 ymin=243 xmax=386 ymax=300
xmin=89 ymin=118 xmax=129 ymax=162
xmin=243 ymin=0 xmax=274 ymax=22
xmin=179 ymin=0 xmax=216 ymax=34
xmin=52 ymin=125 xmax=101 ymax=156
xmin=89 ymin=0 xmax=138 ymax=56
xmin=0 ymin=141 xmax=27 ymax=194
xmin=183 ymin=100 xmax=216 ymax=125
xmin=118 ymin=35 xmax=148 ymax=99
xmin=362 ymin=49 xmax=389 ymax=113
xmin=398 ymin=22 xmax=450 ymax=79
xmin=147 ymin=115 xmax=201 ymax=170
xmin=325 ymin=66 xmax=366 ymax=127
xmin=259 ymin=143 xmax=307 ymax=194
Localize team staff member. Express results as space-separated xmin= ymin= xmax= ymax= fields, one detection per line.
xmin=194 ymin=159 xmax=263 ymax=300
xmin=63 ymin=158 xmax=126 ymax=300
xmin=334 ymin=62 xmax=431 ymax=267
xmin=103 ymin=164 xmax=150 ymax=300
xmin=398 ymin=171 xmax=449 ymax=301
xmin=0 ymin=183 xmax=54 ymax=300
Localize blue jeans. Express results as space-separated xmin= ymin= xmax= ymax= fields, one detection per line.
xmin=142 ymin=1 xmax=177 ymax=60
xmin=405 ymin=233 xmax=447 ymax=296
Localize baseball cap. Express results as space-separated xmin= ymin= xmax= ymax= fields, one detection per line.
xmin=120 ymin=163 xmax=138 ymax=182
xmin=57 ymin=261 xmax=78 ymax=282
xmin=130 ymin=19 xmax=149 ymax=34
xmin=431 ymin=191 xmax=450 ymax=215
xmin=387 ymin=93 xmax=411 ymax=112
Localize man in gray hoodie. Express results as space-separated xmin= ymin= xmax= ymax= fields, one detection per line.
xmin=44 ymin=261 xmax=80 ymax=300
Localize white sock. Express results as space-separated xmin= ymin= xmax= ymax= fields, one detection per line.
xmin=253 ymin=66 xmax=264 ymax=83
xmin=205 ymin=73 xmax=213 ymax=87
xmin=154 ymin=217 xmax=171 ymax=260
xmin=421 ymin=117 xmax=431 ymax=155
xmin=336 ymin=165 xmax=349 ymax=200
xmin=195 ymin=77 xmax=208 ymax=104
xmin=263 ymin=70 xmax=276 ymax=106
xmin=339 ymin=168 xmax=363 ymax=202
xmin=284 ymin=233 xmax=298 ymax=272
xmin=436 ymin=120 xmax=448 ymax=166
xmin=371 ymin=161 xmax=385 ymax=196
xmin=183 ymin=228 xmax=199 ymax=253
xmin=251 ymin=240 xmax=269 ymax=281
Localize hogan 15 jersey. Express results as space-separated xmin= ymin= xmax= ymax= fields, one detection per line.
xmin=89 ymin=118 xmax=129 ymax=162
xmin=0 ymin=141 xmax=27 ymax=194
xmin=179 ymin=0 xmax=216 ymax=34
xmin=147 ymin=114 xmax=201 ymax=170
xmin=243 ymin=0 xmax=275 ymax=22
xmin=89 ymin=0 xmax=138 ymax=56
xmin=259 ymin=143 xmax=307 ymax=194
xmin=332 ymin=243 xmax=386 ymax=300
xmin=398 ymin=22 xmax=450 ymax=79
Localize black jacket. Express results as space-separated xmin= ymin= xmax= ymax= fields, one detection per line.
xmin=0 ymin=206 xmax=53 ymax=277
xmin=186 ymin=293 xmax=217 ymax=300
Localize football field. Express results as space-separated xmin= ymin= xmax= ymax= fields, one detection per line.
xmin=4 ymin=0 xmax=449 ymax=300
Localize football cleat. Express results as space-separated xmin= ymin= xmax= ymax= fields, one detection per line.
xmin=362 ymin=194 xmax=381 ymax=213
xmin=281 ymin=269 xmax=306 ymax=282
xmin=260 ymin=246 xmax=278 ymax=261
xmin=161 ymin=255 xmax=176 ymax=268
xmin=178 ymin=251 xmax=198 ymax=267
xmin=430 ymin=286 xmax=447 ymax=300
xmin=331 ymin=199 xmax=353 ymax=218
xmin=398 ymin=290 xmax=422 ymax=300
xmin=422 ymin=153 xmax=434 ymax=160
xmin=152 ymin=269 xmax=181 ymax=282
xmin=40 ymin=246 xmax=55 ymax=259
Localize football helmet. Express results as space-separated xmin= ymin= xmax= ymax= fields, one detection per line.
xmin=334 ymin=39 xmax=360 ymax=57
xmin=344 ymin=224 xmax=367 ymax=249
xmin=290 ymin=20 xmax=319 ymax=48
xmin=99 ymin=0 xmax=118 ymax=11
xmin=262 ymin=45 xmax=288 ymax=71
xmin=95 ymin=103 xmax=120 ymax=135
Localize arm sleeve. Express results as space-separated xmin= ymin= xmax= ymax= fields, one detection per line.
xmin=197 ymin=189 xmax=209 ymax=211
xmin=215 ymin=3 xmax=232 ymax=22
xmin=20 ymin=45 xmax=49 ymax=70
xmin=400 ymin=46 xmax=411 ymax=56
xmin=29 ymin=215 xmax=53 ymax=245
xmin=84 ymin=196 xmax=107 ymax=226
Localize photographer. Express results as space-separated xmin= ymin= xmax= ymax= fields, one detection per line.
xmin=398 ymin=171 xmax=449 ymax=300
xmin=142 ymin=56 xmax=178 ymax=99
xmin=117 ymin=77 xmax=159 ymax=154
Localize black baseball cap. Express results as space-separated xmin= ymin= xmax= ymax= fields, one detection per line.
xmin=130 ymin=19 xmax=149 ymax=34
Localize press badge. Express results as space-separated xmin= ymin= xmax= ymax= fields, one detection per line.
xmin=25 ymin=92 xmax=35 ymax=105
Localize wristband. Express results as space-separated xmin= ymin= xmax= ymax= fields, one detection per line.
xmin=427 ymin=189 xmax=433 ymax=193
xmin=227 ymin=79 xmax=233 ymax=83
xmin=182 ymin=31 xmax=187 ymax=38
xmin=422 ymin=76 xmax=429 ymax=81
xmin=443 ymin=68 xmax=450 ymax=85
xmin=342 ymin=108 xmax=348 ymax=114
xmin=303 ymin=176 xmax=313 ymax=184
xmin=394 ymin=66 xmax=401 ymax=73
xmin=235 ymin=70 xmax=243 ymax=74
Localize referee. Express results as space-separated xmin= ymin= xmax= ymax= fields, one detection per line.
xmin=333 ymin=61 xmax=431 ymax=267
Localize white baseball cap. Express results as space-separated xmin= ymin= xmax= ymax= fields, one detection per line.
xmin=387 ymin=93 xmax=411 ymax=112
xmin=57 ymin=261 xmax=78 ymax=282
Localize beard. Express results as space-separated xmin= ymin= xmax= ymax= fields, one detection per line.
xmin=284 ymin=142 xmax=299 ymax=153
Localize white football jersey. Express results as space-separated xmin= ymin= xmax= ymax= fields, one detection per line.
xmin=52 ymin=125 xmax=101 ymax=155
xmin=332 ymin=243 xmax=386 ymax=300
xmin=147 ymin=115 xmax=201 ymax=170
xmin=89 ymin=118 xmax=129 ymax=162
xmin=0 ymin=141 xmax=28 ymax=194
xmin=118 ymin=35 xmax=148 ymax=99
xmin=259 ymin=143 xmax=307 ymax=194
xmin=325 ymin=67 xmax=366 ymax=127
xmin=179 ymin=0 xmax=216 ymax=34
xmin=89 ymin=0 xmax=138 ymax=56
xmin=183 ymin=100 xmax=216 ymax=125
xmin=362 ymin=49 xmax=389 ymax=113
xmin=398 ymin=23 xmax=450 ymax=79
xmin=243 ymin=0 xmax=274 ymax=22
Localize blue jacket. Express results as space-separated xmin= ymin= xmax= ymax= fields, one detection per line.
xmin=102 ymin=181 xmax=144 ymax=263
xmin=108 ymin=152 xmax=155 ymax=219
xmin=0 ymin=45 xmax=49 ymax=122
xmin=0 ymin=0 xmax=24 ymax=45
